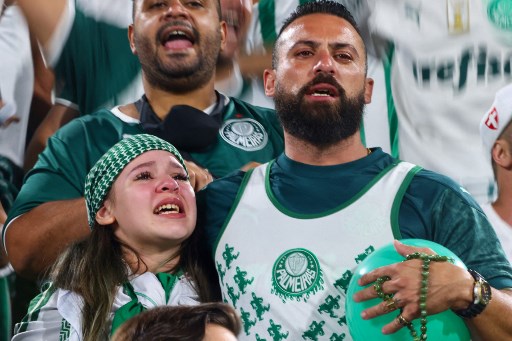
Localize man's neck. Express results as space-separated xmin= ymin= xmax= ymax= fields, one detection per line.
xmin=120 ymin=79 xmax=218 ymax=120
xmin=492 ymin=175 xmax=512 ymax=226
xmin=284 ymin=132 xmax=369 ymax=166
xmin=145 ymin=84 xmax=217 ymax=119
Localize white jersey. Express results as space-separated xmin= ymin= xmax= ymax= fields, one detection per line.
xmin=12 ymin=272 xmax=199 ymax=341
xmin=367 ymin=0 xmax=512 ymax=202
xmin=0 ymin=6 xmax=33 ymax=167
xmin=244 ymin=0 xmax=395 ymax=154
xmin=214 ymin=161 xmax=418 ymax=340
xmin=481 ymin=203 xmax=512 ymax=262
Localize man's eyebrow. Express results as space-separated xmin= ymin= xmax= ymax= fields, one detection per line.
xmin=289 ymin=40 xmax=320 ymax=50
xmin=289 ymin=40 xmax=360 ymax=57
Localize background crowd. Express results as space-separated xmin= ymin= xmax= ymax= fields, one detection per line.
xmin=0 ymin=0 xmax=511 ymax=340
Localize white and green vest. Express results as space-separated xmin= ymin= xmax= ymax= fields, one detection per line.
xmin=214 ymin=160 xmax=420 ymax=340
xmin=12 ymin=272 xmax=199 ymax=341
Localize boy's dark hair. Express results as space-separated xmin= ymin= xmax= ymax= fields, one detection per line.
xmin=111 ymin=303 xmax=241 ymax=341
xmin=272 ymin=1 xmax=364 ymax=69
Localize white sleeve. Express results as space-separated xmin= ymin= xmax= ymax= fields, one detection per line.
xmin=12 ymin=288 xmax=80 ymax=341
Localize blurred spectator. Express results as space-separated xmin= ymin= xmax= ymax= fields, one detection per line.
xmin=0 ymin=5 xmax=33 ymax=173
xmin=366 ymin=0 xmax=512 ymax=203
xmin=20 ymin=0 xmax=143 ymax=170
xmin=215 ymin=0 xmax=253 ymax=100
xmin=480 ymin=83 xmax=512 ymax=261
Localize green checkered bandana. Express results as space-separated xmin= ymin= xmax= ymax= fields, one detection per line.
xmin=84 ymin=134 xmax=187 ymax=229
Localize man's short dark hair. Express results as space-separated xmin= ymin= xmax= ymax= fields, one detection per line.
xmin=272 ymin=1 xmax=364 ymax=69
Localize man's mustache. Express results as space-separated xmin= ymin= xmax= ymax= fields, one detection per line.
xmin=299 ymin=73 xmax=345 ymax=98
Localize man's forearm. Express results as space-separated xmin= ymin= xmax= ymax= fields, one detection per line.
xmin=16 ymin=0 xmax=67 ymax=53
xmin=468 ymin=289 xmax=512 ymax=340
xmin=5 ymin=198 xmax=90 ymax=280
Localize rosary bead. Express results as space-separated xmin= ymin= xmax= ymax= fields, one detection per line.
xmin=396 ymin=252 xmax=450 ymax=340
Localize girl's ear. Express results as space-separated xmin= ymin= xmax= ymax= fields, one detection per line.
xmin=95 ymin=199 xmax=116 ymax=226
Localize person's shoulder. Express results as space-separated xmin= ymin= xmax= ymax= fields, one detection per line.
xmin=53 ymin=108 xmax=134 ymax=143
xmin=229 ymin=97 xmax=276 ymax=116
xmin=228 ymin=98 xmax=282 ymax=135
xmin=201 ymin=170 xmax=246 ymax=196
xmin=409 ymin=166 xmax=482 ymax=210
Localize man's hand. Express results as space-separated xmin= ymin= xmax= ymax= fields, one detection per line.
xmin=353 ymin=240 xmax=474 ymax=335
xmin=240 ymin=161 xmax=261 ymax=172
xmin=185 ymin=161 xmax=214 ymax=192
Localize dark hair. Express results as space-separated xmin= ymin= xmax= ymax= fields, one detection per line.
xmin=272 ymin=0 xmax=365 ymax=69
xmin=111 ymin=303 xmax=241 ymax=341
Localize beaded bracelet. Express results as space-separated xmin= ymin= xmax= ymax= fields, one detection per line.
xmin=374 ymin=252 xmax=452 ymax=341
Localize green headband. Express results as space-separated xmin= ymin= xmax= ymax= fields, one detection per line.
xmin=84 ymin=134 xmax=187 ymax=229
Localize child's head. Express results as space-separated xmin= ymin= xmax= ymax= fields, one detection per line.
xmin=84 ymin=134 xmax=196 ymax=253
xmin=111 ymin=303 xmax=241 ymax=341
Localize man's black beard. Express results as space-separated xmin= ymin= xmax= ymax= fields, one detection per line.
xmin=134 ymin=21 xmax=220 ymax=94
xmin=274 ymin=73 xmax=366 ymax=148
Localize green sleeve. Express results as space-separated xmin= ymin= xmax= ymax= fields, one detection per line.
xmin=3 ymin=112 xmax=136 ymax=230
xmin=54 ymin=9 xmax=140 ymax=115
xmin=399 ymin=172 xmax=512 ymax=289
xmin=429 ymin=189 xmax=512 ymax=289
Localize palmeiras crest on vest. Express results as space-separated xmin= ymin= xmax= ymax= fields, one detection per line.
xmin=220 ymin=118 xmax=268 ymax=151
xmin=271 ymin=248 xmax=324 ymax=302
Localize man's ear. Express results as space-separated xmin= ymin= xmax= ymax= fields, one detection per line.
xmin=128 ymin=24 xmax=137 ymax=55
xmin=263 ymin=69 xmax=276 ymax=97
xmin=364 ymin=78 xmax=374 ymax=104
xmin=492 ymin=140 xmax=512 ymax=169
xmin=95 ymin=200 xmax=116 ymax=226
xmin=219 ymin=21 xmax=227 ymax=52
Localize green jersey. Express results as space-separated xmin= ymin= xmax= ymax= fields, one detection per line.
xmin=198 ymin=149 xmax=512 ymax=290
xmin=3 ymin=98 xmax=283 ymax=239
xmin=49 ymin=0 xmax=141 ymax=115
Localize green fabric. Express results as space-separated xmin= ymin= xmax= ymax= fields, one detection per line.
xmin=84 ymin=134 xmax=186 ymax=228
xmin=198 ymin=149 xmax=512 ymax=290
xmin=156 ymin=272 xmax=181 ymax=304
xmin=0 ymin=276 xmax=11 ymax=341
xmin=0 ymin=156 xmax=22 ymax=212
xmin=110 ymin=271 xmax=183 ymax=336
xmin=258 ymin=0 xmax=277 ymax=48
xmin=55 ymin=7 xmax=141 ymax=115
xmin=110 ymin=282 xmax=144 ymax=336
xmin=16 ymin=283 xmax=56 ymax=334
xmin=383 ymin=43 xmax=400 ymax=158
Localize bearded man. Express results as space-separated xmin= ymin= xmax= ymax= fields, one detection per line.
xmin=197 ymin=1 xmax=512 ymax=340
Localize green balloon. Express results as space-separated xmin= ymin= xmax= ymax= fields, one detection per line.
xmin=345 ymin=239 xmax=471 ymax=341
